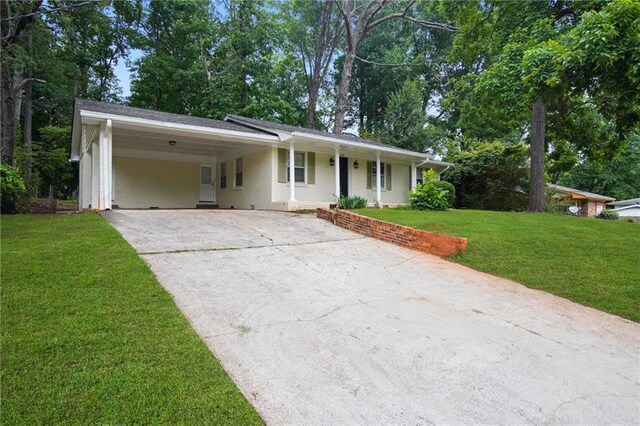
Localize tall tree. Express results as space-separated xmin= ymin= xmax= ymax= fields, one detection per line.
xmin=0 ymin=0 xmax=43 ymax=165
xmin=445 ymin=0 xmax=639 ymax=211
xmin=332 ymin=0 xmax=456 ymax=134
xmin=285 ymin=0 xmax=343 ymax=128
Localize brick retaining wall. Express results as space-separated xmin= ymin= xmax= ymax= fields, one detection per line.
xmin=317 ymin=208 xmax=467 ymax=257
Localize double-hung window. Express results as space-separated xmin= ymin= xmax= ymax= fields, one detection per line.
xmin=367 ymin=161 xmax=392 ymax=190
xmin=287 ymin=151 xmax=306 ymax=183
xmin=235 ymin=157 xmax=243 ymax=187
xmin=220 ymin=162 xmax=227 ymax=189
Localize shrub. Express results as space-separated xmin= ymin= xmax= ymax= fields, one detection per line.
xmin=408 ymin=170 xmax=455 ymax=211
xmin=1 ymin=164 xmax=27 ymax=213
xmin=596 ymin=209 xmax=619 ymax=220
xmin=442 ymin=141 xmax=529 ymax=211
xmin=337 ymin=195 xmax=368 ymax=209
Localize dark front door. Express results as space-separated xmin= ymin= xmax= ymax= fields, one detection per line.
xmin=339 ymin=157 xmax=349 ymax=197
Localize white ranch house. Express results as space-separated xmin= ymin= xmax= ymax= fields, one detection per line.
xmin=70 ymin=99 xmax=451 ymax=211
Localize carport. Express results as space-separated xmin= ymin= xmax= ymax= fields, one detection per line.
xmin=70 ymin=99 xmax=279 ymax=210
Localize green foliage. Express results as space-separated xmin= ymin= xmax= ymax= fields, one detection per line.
xmin=443 ymin=141 xmax=529 ymax=211
xmin=356 ymin=208 xmax=640 ymax=322
xmin=596 ymin=209 xmax=619 ymax=220
xmin=378 ymin=80 xmax=429 ymax=152
xmin=0 ymin=165 xmax=27 ymax=213
xmin=559 ymin=135 xmax=640 ymax=200
xmin=408 ymin=170 xmax=454 ymax=211
xmin=337 ymin=195 xmax=368 ymax=209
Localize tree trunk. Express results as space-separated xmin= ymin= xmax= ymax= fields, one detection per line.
xmin=528 ymin=99 xmax=546 ymax=212
xmin=23 ymin=31 xmax=33 ymax=191
xmin=306 ymin=82 xmax=320 ymax=128
xmin=333 ymin=51 xmax=356 ymax=134
xmin=1 ymin=62 xmax=17 ymax=165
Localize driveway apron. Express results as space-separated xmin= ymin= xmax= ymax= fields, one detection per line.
xmin=103 ymin=209 xmax=640 ymax=425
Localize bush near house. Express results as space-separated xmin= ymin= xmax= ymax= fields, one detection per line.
xmin=442 ymin=141 xmax=529 ymax=211
xmin=596 ymin=209 xmax=619 ymax=220
xmin=355 ymin=208 xmax=639 ymax=322
xmin=338 ymin=195 xmax=368 ymax=209
xmin=408 ymin=170 xmax=455 ymax=210
xmin=0 ymin=164 xmax=27 ymax=213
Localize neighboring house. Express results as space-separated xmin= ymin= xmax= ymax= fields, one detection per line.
xmin=547 ymin=183 xmax=615 ymax=217
xmin=608 ymin=198 xmax=640 ymax=220
xmin=70 ymin=99 xmax=451 ymax=211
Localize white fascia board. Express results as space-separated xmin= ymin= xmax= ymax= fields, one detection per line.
xmin=613 ymin=204 xmax=640 ymax=212
xmin=79 ymin=110 xmax=281 ymax=144
xmin=291 ymin=131 xmax=453 ymax=165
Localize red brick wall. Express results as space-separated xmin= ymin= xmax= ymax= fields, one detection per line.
xmin=317 ymin=208 xmax=467 ymax=257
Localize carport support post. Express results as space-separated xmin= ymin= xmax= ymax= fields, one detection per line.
xmin=97 ymin=123 xmax=106 ymax=209
xmin=289 ymin=140 xmax=296 ymax=202
xmin=411 ymin=162 xmax=417 ymax=190
xmin=99 ymin=120 xmax=113 ymax=210
xmin=334 ymin=145 xmax=340 ymax=199
xmin=376 ymin=153 xmax=382 ymax=207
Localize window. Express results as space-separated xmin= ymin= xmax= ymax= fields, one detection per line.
xmin=235 ymin=157 xmax=243 ymax=187
xmin=367 ymin=161 xmax=392 ymax=190
xmin=287 ymin=151 xmax=306 ymax=183
xmin=220 ymin=162 xmax=227 ymax=189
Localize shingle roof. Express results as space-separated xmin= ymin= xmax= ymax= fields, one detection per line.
xmin=547 ymin=183 xmax=615 ymax=202
xmin=224 ymin=114 xmax=423 ymax=155
xmin=74 ymin=99 xmax=264 ymax=134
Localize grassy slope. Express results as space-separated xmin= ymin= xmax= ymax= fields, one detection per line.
xmin=1 ymin=214 xmax=262 ymax=425
xmin=355 ymin=209 xmax=639 ymax=322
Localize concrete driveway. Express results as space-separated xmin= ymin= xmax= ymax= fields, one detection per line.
xmin=103 ymin=209 xmax=640 ymax=425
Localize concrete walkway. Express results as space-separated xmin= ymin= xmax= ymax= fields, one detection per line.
xmin=104 ymin=209 xmax=640 ymax=425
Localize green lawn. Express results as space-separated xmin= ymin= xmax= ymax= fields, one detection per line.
xmin=1 ymin=214 xmax=262 ymax=425
xmin=355 ymin=208 xmax=640 ymax=322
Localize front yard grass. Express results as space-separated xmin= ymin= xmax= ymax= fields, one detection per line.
xmin=355 ymin=208 xmax=639 ymax=322
xmin=1 ymin=214 xmax=262 ymax=424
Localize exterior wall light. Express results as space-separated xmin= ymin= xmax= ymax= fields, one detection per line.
xmin=330 ymin=157 xmax=335 ymax=166
xmin=354 ymin=160 xmax=359 ymax=169
xmin=168 ymin=140 xmax=177 ymax=146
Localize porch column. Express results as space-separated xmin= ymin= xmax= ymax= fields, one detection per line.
xmin=334 ymin=145 xmax=340 ymax=199
xmin=289 ymin=140 xmax=296 ymax=201
xmin=105 ymin=119 xmax=112 ymax=210
xmin=411 ymin=161 xmax=417 ymax=189
xmin=376 ymin=152 xmax=382 ymax=206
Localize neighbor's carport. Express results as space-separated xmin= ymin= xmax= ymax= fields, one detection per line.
xmin=104 ymin=209 xmax=640 ymax=425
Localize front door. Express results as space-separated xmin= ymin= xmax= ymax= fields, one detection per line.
xmin=199 ymin=164 xmax=215 ymax=202
xmin=339 ymin=157 xmax=349 ymax=197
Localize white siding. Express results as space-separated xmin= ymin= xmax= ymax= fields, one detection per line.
xmin=113 ymin=156 xmax=200 ymax=208
xmin=217 ymin=147 xmax=273 ymax=210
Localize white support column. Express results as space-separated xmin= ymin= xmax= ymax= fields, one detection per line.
xmin=334 ymin=145 xmax=340 ymax=199
xmin=376 ymin=153 xmax=382 ymax=207
xmin=79 ymin=125 xmax=86 ymax=210
xmin=99 ymin=122 xmax=107 ymax=210
xmin=105 ymin=119 xmax=112 ymax=210
xmin=289 ymin=140 xmax=296 ymax=202
xmin=411 ymin=161 xmax=417 ymax=189
xmin=94 ymin=124 xmax=104 ymax=209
